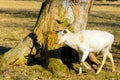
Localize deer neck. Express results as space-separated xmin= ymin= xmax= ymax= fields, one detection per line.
xmin=64 ymin=32 xmax=78 ymax=49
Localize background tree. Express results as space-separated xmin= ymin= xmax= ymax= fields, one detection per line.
xmin=1 ymin=0 xmax=101 ymax=73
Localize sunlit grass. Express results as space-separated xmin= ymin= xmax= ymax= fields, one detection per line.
xmin=0 ymin=0 xmax=41 ymax=11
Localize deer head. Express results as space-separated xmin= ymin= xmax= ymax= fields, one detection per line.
xmin=56 ymin=28 xmax=68 ymax=44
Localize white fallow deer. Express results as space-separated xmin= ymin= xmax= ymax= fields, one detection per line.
xmin=56 ymin=28 xmax=115 ymax=75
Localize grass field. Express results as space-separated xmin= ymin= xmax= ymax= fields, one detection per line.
xmin=0 ymin=0 xmax=120 ymax=80
xmin=0 ymin=0 xmax=41 ymax=48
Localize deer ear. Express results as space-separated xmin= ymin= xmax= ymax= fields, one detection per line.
xmin=63 ymin=30 xmax=67 ymax=34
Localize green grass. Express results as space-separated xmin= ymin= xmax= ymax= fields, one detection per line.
xmin=0 ymin=1 xmax=120 ymax=80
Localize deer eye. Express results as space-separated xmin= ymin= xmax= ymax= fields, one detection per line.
xmin=56 ymin=30 xmax=62 ymax=33
xmin=63 ymin=30 xmax=67 ymax=34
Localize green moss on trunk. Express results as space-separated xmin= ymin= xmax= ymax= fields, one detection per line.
xmin=48 ymin=58 xmax=68 ymax=76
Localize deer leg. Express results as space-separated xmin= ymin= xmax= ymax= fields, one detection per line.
xmin=83 ymin=62 xmax=91 ymax=70
xmin=96 ymin=55 xmax=106 ymax=74
xmin=78 ymin=51 xmax=89 ymax=75
xmin=78 ymin=63 xmax=82 ymax=75
xmin=107 ymin=53 xmax=115 ymax=72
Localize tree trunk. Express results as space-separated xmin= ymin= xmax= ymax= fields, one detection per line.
xmin=1 ymin=0 xmax=100 ymax=70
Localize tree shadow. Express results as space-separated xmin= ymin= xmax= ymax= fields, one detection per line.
xmin=89 ymin=13 xmax=120 ymax=22
xmin=0 ymin=8 xmax=41 ymax=31
xmin=88 ymin=21 xmax=120 ymax=28
xmin=0 ymin=8 xmax=39 ymax=19
xmin=94 ymin=2 xmax=120 ymax=7
xmin=0 ymin=46 xmax=11 ymax=55
xmin=88 ymin=10 xmax=120 ymax=28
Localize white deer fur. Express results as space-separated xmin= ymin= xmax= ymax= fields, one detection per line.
xmin=56 ymin=29 xmax=115 ymax=75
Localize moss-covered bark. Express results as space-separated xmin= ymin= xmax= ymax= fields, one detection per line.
xmin=48 ymin=58 xmax=68 ymax=76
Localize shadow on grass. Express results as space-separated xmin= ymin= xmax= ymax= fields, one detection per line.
xmin=89 ymin=13 xmax=120 ymax=21
xmin=0 ymin=8 xmax=41 ymax=31
xmin=0 ymin=46 xmax=11 ymax=55
xmin=94 ymin=2 xmax=120 ymax=7
xmin=0 ymin=8 xmax=39 ymax=18
xmin=88 ymin=21 xmax=120 ymax=28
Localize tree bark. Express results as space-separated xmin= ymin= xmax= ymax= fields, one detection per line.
xmin=1 ymin=0 xmax=100 ymax=70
